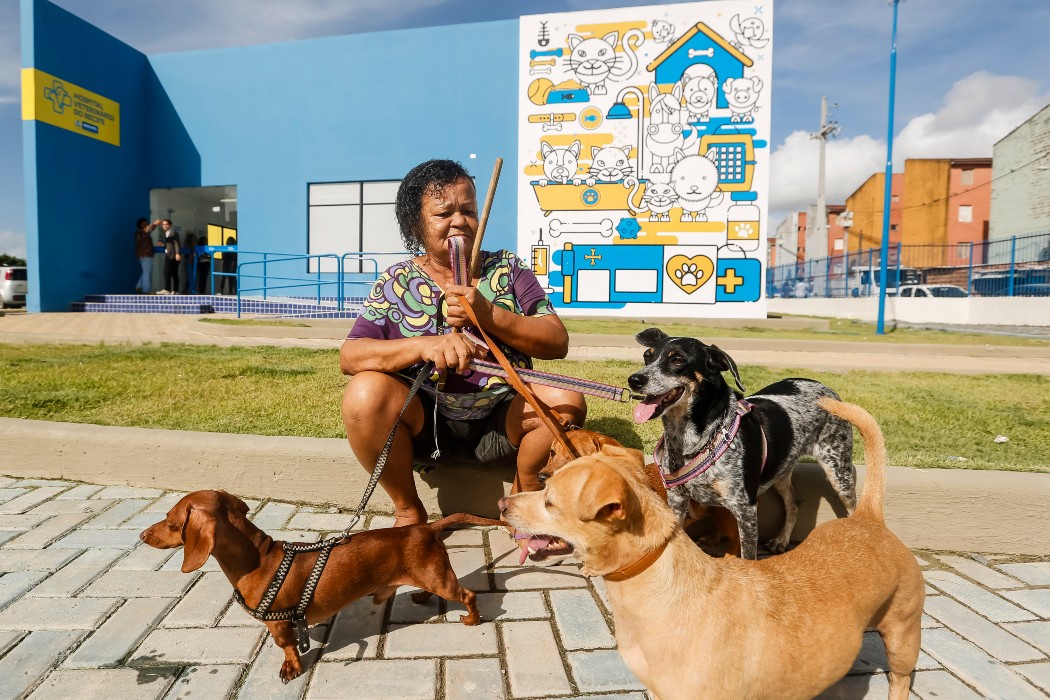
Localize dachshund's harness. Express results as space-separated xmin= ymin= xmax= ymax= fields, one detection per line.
xmin=233 ymin=365 xmax=435 ymax=654
xmin=233 ymin=538 xmax=339 ymax=654
xmin=654 ymin=399 xmax=767 ymax=488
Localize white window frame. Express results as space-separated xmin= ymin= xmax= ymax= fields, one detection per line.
xmin=307 ymin=180 xmax=404 ymax=273
xmin=958 ymin=205 xmax=973 ymax=223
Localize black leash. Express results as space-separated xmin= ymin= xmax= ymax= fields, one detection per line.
xmin=232 ymin=362 xmax=434 ymax=653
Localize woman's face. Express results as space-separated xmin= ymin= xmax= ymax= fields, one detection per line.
xmin=418 ymin=177 xmax=478 ymax=262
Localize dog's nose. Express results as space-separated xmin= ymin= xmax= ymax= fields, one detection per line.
xmin=628 ymin=373 xmax=648 ymax=391
xmin=497 ymin=496 xmax=510 ymax=513
xmin=537 ymin=471 xmax=550 ymax=485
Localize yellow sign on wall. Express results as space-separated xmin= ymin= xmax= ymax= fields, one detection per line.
xmin=21 ymin=68 xmax=120 ymax=146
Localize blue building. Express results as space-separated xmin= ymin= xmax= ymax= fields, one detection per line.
xmin=20 ymin=0 xmax=518 ymax=311
xmin=21 ymin=0 xmax=773 ymax=318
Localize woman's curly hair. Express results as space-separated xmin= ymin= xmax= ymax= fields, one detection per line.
xmin=395 ymin=159 xmax=473 ymax=253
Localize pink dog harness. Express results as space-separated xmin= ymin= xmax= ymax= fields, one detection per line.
xmin=654 ymin=399 xmax=766 ymax=488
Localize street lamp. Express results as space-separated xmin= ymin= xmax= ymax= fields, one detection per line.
xmin=877 ymin=0 xmax=903 ymax=334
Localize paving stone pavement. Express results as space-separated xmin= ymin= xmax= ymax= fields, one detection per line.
xmin=0 ymin=478 xmax=1047 ymax=699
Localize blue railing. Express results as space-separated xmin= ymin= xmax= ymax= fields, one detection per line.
xmin=769 ymin=231 xmax=1050 ymax=299
xmin=192 ymin=248 xmax=406 ymax=318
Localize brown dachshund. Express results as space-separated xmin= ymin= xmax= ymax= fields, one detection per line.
xmin=539 ymin=428 xmax=740 ymax=557
xmin=140 ymin=490 xmax=502 ymax=682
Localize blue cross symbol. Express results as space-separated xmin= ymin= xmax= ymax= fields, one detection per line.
xmin=581 ymin=188 xmax=600 ymax=206
xmin=43 ymin=80 xmax=73 ymax=114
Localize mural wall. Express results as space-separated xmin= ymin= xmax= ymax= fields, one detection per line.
xmin=517 ymin=1 xmax=773 ymax=318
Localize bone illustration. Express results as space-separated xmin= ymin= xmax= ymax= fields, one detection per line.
xmin=548 ymin=218 xmax=615 ymax=238
xmin=530 ymin=48 xmax=564 ymax=60
xmin=530 ymin=58 xmax=557 ymax=66
xmin=529 ymin=67 xmax=552 ymax=75
xmin=542 ymin=123 xmax=562 ymax=132
xmin=688 ymin=48 xmax=715 ymax=59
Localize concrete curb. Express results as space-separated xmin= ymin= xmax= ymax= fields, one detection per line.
xmin=3 ymin=417 xmax=1048 ymax=555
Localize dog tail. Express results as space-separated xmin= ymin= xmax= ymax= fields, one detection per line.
xmin=426 ymin=513 xmax=506 ymax=533
xmin=818 ymin=397 xmax=886 ymax=521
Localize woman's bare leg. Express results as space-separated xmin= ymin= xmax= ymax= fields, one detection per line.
xmin=343 ymin=371 xmax=427 ymax=527
xmin=505 ymin=385 xmax=587 ymax=553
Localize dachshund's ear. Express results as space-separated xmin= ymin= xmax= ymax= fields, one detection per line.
xmin=182 ymin=507 xmax=216 ymax=573
xmin=635 ymin=327 xmax=669 ymax=347
xmin=708 ymin=345 xmax=746 ymax=394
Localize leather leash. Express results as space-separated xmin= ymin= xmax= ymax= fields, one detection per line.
xmin=457 ymin=295 xmax=579 ymax=459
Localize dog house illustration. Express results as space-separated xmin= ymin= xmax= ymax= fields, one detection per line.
xmin=530 ymin=181 xmax=646 ymax=217
xmin=646 ymin=22 xmax=753 ymax=109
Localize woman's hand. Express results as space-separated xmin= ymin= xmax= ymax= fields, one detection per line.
xmin=445 ymin=285 xmax=494 ymax=330
xmin=419 ymin=332 xmax=481 ymax=374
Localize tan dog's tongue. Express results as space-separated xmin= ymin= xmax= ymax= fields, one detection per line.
xmin=633 ymin=399 xmax=661 ymax=424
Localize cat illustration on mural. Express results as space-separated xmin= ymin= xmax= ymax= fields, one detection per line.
xmin=587 ymin=145 xmax=634 ymax=184
xmin=671 ymin=148 xmax=723 ymax=222
xmin=636 ymin=166 xmax=678 ymax=222
xmin=566 ymin=28 xmax=644 ymax=96
xmin=539 ymin=140 xmax=582 ymax=186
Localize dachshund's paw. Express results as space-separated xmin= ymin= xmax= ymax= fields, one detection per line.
xmin=279 ymin=659 xmax=302 ymax=683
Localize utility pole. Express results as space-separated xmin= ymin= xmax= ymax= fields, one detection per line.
xmin=812 ymin=96 xmax=839 ymax=294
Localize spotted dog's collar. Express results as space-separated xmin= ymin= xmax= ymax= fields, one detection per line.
xmin=654 ymin=399 xmax=765 ymax=488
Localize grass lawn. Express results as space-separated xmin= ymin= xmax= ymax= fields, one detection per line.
xmin=1 ymin=343 xmax=1046 ymax=473
xmin=562 ymin=317 xmax=1050 ymax=346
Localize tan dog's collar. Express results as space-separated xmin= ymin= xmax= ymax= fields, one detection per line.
xmin=602 ymin=537 xmax=671 ymax=582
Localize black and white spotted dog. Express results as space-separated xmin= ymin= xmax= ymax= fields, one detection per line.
xmin=628 ymin=328 xmax=857 ymax=560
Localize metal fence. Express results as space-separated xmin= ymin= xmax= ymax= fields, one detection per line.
xmin=768 ymin=231 xmax=1050 ymax=299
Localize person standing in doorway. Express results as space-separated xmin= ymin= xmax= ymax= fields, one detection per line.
xmin=134 ymin=218 xmax=159 ymax=294
xmin=159 ymin=219 xmax=181 ymax=295
xmin=220 ymin=236 xmax=238 ymax=295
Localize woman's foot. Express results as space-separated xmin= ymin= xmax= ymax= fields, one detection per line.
xmin=392 ymin=504 xmax=427 ymax=528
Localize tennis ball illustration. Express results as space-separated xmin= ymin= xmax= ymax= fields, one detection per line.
xmin=528 ymin=78 xmax=554 ymax=106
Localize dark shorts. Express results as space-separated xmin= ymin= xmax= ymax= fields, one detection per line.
xmin=410 ymin=389 xmax=519 ymax=469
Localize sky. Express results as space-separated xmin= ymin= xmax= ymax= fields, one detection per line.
xmin=1 ymin=0 xmax=1048 ymax=258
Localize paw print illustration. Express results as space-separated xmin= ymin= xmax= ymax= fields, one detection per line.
xmin=675 ymin=263 xmax=701 ymax=287
xmin=734 ymin=222 xmax=755 ymax=238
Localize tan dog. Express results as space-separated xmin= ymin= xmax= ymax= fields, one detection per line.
xmin=141 ymin=490 xmax=502 ymax=682
xmin=501 ymin=400 xmax=924 ymax=699
xmin=541 ymin=428 xmax=741 ymax=557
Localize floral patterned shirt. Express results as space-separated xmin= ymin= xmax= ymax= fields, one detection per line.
xmin=347 ymin=250 xmax=555 ymax=420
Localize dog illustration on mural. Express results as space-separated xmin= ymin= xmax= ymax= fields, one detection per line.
xmin=681 ymin=64 xmax=717 ymax=123
xmin=539 ymin=140 xmax=582 ymax=186
xmin=671 ymin=148 xmax=723 ymax=222
xmin=645 ymin=83 xmax=697 ymax=174
xmin=566 ymin=28 xmax=644 ymax=96
xmin=724 ymin=77 xmax=763 ymax=122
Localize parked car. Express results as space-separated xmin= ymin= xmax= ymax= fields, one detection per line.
xmin=0 ymin=266 xmax=27 ymax=308
xmin=898 ymin=284 xmax=969 ymax=298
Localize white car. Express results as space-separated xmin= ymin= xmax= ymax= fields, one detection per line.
xmin=897 ymin=284 xmax=968 ymax=298
xmin=0 ymin=266 xmax=27 ymax=308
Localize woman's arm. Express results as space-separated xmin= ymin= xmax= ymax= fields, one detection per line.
xmin=444 ymin=286 xmax=569 ymax=360
xmin=339 ymin=334 xmax=482 ymax=375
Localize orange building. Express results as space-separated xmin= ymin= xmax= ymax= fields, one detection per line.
xmin=900 ymin=158 xmax=992 ymax=267
xmin=843 ymin=173 xmax=904 ymax=258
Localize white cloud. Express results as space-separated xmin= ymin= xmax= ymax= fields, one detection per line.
xmin=0 ymin=230 xmax=26 ymax=259
xmin=769 ymin=130 xmax=885 ymax=214
xmin=770 ymin=71 xmax=1050 ymax=216
xmin=894 ymin=72 xmax=1049 ymax=161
